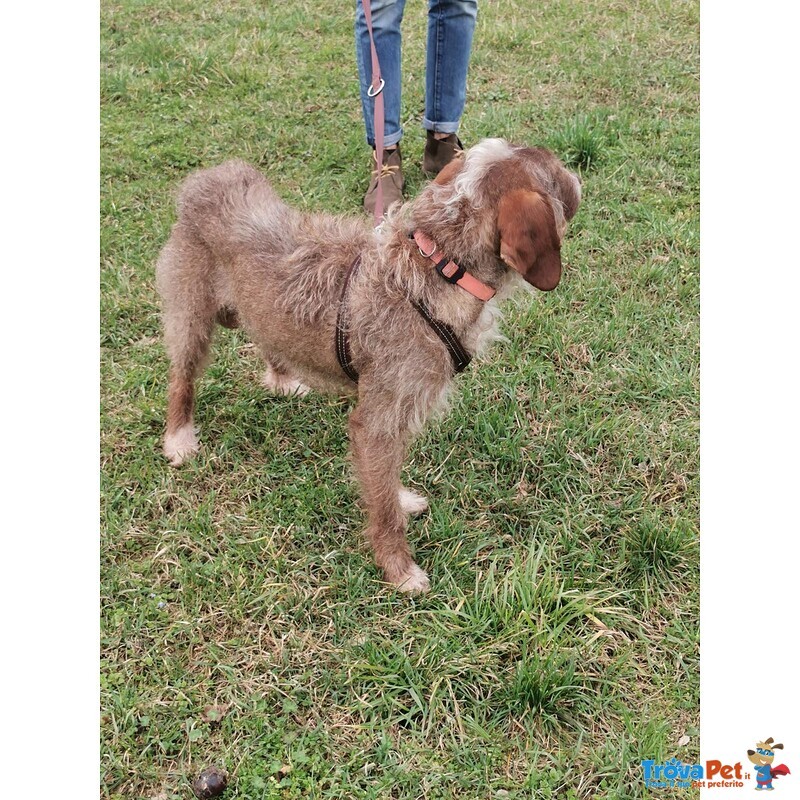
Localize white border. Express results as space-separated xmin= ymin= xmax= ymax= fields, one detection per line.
xmin=3 ymin=2 xmax=100 ymax=796
xmin=701 ymin=2 xmax=799 ymax=796
xmin=8 ymin=2 xmax=800 ymax=796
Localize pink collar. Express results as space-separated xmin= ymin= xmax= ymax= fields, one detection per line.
xmin=412 ymin=231 xmax=496 ymax=302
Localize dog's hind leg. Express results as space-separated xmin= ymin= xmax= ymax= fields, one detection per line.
xmin=398 ymin=487 xmax=428 ymax=516
xmin=261 ymin=362 xmax=311 ymax=397
xmin=348 ymin=399 xmax=430 ymax=594
xmin=158 ymin=238 xmax=218 ymax=466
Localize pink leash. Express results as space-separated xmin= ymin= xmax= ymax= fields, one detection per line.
xmin=362 ymin=0 xmax=385 ymax=227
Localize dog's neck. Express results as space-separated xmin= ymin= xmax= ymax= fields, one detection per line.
xmin=410 ymin=230 xmax=496 ymax=302
xmin=372 ymin=221 xmax=509 ymax=336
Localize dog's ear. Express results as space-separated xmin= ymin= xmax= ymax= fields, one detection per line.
xmin=560 ymin=172 xmax=582 ymax=221
xmin=497 ymin=189 xmax=562 ymax=291
xmin=434 ymin=157 xmax=465 ymax=185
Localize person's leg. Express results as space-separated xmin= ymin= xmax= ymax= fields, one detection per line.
xmin=423 ymin=0 xmax=477 ymax=174
xmin=355 ymin=0 xmax=407 ymax=215
xmin=355 ymin=0 xmax=406 ymax=149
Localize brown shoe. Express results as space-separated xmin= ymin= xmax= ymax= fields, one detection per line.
xmin=422 ymin=131 xmax=464 ymax=176
xmin=363 ymin=146 xmax=405 ymax=217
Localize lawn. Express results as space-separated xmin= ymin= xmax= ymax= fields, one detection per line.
xmin=100 ymin=1 xmax=699 ymax=797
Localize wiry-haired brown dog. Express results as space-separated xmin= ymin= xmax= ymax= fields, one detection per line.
xmin=156 ymin=139 xmax=581 ymax=593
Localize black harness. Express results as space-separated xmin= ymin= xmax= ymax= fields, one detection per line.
xmin=335 ymin=255 xmax=472 ymax=384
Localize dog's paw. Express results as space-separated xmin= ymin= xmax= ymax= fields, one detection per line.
xmin=262 ymin=366 xmax=311 ymax=397
xmin=398 ymin=487 xmax=429 ymax=516
xmin=389 ymin=563 xmax=431 ymax=594
xmin=164 ymin=424 xmax=200 ymax=466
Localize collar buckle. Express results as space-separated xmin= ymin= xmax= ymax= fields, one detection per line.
xmin=435 ymin=256 xmax=466 ymax=284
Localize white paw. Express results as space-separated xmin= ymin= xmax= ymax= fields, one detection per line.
xmin=391 ymin=563 xmax=431 ymax=594
xmin=164 ymin=424 xmax=199 ymax=466
xmin=262 ymin=366 xmax=310 ymax=397
xmin=398 ymin=487 xmax=429 ymax=516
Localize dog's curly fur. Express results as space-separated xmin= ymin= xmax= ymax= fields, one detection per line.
xmin=156 ymin=138 xmax=581 ymax=592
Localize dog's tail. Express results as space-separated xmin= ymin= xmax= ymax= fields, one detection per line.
xmin=175 ymin=160 xmax=297 ymax=258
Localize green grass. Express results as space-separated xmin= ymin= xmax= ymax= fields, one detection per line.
xmin=100 ymin=0 xmax=699 ymax=797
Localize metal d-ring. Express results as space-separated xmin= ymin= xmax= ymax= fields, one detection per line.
xmin=418 ymin=242 xmax=437 ymax=258
xmin=367 ymin=78 xmax=385 ymax=98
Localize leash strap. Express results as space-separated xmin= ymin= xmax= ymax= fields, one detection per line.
xmin=335 ymin=255 xmax=362 ymax=383
xmin=362 ymin=0 xmax=385 ymax=227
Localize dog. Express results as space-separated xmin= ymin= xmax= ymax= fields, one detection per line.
xmin=156 ymin=138 xmax=581 ymax=593
xmin=747 ymin=738 xmax=790 ymax=790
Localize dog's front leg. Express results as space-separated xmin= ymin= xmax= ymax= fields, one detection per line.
xmin=348 ymin=401 xmax=430 ymax=594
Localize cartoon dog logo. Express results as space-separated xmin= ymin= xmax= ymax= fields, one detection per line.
xmin=747 ymin=738 xmax=791 ymax=790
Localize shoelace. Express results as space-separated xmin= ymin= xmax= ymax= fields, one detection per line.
xmin=449 ymin=137 xmax=464 ymax=155
xmin=374 ymin=163 xmax=400 ymax=180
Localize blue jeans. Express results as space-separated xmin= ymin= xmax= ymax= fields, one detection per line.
xmin=355 ymin=0 xmax=478 ymax=147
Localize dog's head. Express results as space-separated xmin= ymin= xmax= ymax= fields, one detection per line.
xmin=747 ymin=739 xmax=784 ymax=767
xmin=411 ymin=139 xmax=581 ymax=292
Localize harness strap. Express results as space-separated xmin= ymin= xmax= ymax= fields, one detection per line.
xmin=410 ymin=299 xmax=472 ymax=373
xmin=335 ymin=255 xmax=362 ymax=383
xmin=335 ymin=268 xmax=472 ymax=383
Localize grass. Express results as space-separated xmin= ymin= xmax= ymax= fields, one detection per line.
xmin=100 ymin=0 xmax=699 ymax=797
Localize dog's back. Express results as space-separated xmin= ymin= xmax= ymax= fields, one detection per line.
xmin=172 ymin=159 xmax=298 ymax=262
xmin=156 ymin=160 xmax=304 ymax=342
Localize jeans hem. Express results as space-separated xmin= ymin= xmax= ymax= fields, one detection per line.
xmin=367 ymin=128 xmax=404 ymax=148
xmin=422 ymin=118 xmax=460 ymax=134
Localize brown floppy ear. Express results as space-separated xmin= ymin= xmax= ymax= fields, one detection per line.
xmin=497 ymin=189 xmax=562 ymax=291
xmin=433 ymin=156 xmax=464 ymax=185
